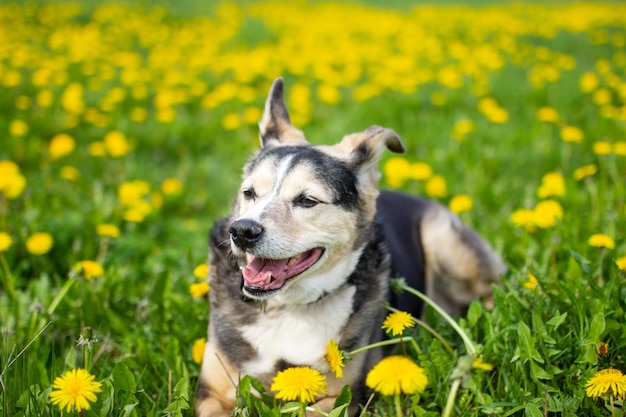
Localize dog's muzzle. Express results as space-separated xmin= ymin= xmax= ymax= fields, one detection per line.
xmin=229 ymin=219 xmax=264 ymax=250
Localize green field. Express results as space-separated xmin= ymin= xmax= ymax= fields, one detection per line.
xmin=1 ymin=1 xmax=625 ymax=416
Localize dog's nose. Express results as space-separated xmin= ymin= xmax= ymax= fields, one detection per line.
xmin=229 ymin=219 xmax=264 ymax=249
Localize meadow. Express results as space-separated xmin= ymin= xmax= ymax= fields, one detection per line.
xmin=1 ymin=1 xmax=625 ymax=416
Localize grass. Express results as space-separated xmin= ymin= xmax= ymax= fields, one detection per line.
xmin=1 ymin=1 xmax=625 ymax=416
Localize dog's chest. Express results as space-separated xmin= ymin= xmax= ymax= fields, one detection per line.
xmin=239 ymin=285 xmax=356 ymax=376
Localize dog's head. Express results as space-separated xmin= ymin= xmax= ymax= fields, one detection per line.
xmin=229 ymin=78 xmax=405 ymax=305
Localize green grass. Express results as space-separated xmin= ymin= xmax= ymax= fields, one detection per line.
xmin=1 ymin=1 xmax=625 ymax=416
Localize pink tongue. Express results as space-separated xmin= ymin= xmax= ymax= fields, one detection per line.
xmin=242 ymin=256 xmax=291 ymax=286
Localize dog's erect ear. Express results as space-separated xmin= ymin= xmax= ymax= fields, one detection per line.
xmin=343 ymin=125 xmax=405 ymax=172
xmin=258 ymin=78 xmax=308 ymax=148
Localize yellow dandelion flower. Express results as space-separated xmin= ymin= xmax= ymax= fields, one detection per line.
xmin=222 ymin=113 xmax=241 ymax=130
xmin=449 ymin=194 xmax=473 ymax=214
xmin=574 ymin=164 xmax=597 ymax=180
xmin=510 ymin=208 xmax=536 ymax=232
xmin=524 ymin=273 xmax=538 ymax=290
xmin=243 ymin=106 xmax=263 ymax=124
xmin=104 ymin=131 xmax=131 ymax=157
xmin=536 ymin=107 xmax=559 ymax=123
xmin=560 ymin=125 xmax=584 ymax=143
xmin=193 ymin=263 xmax=209 ymax=279
xmin=580 ymin=72 xmax=600 ymax=93
xmin=382 ymin=311 xmax=416 ymax=336
xmin=60 ymin=166 xmax=80 ymax=181
xmin=26 ymin=232 xmax=54 ymax=255
xmin=425 ymin=175 xmax=447 ymax=198
xmin=472 ymin=357 xmax=494 ymax=372
xmin=596 ymin=342 xmax=609 ymax=357
xmin=533 ymin=200 xmax=563 ymax=229
xmin=161 ymin=178 xmax=183 ymax=195
xmin=97 ymin=224 xmax=120 ymax=238
xmin=192 ymin=338 xmax=206 ymax=364
xmin=409 ymin=162 xmax=432 ymax=181
xmin=271 ymin=366 xmax=328 ymax=403
xmin=383 ymin=157 xmax=411 ymax=188
xmin=451 ymin=119 xmax=475 ymax=141
xmin=88 ymin=141 xmax=106 ymax=156
xmin=365 ymin=355 xmax=428 ymax=396
xmin=118 ymin=181 xmax=151 ymax=206
xmin=537 ymin=172 xmax=565 ymax=198
xmin=49 ymin=368 xmax=102 ymax=412
xmin=72 ymin=261 xmax=104 ymax=280
xmin=616 ymin=256 xmax=626 ymax=271
xmin=0 ymin=232 xmax=12 ymax=252
xmin=593 ymin=141 xmax=612 ymax=155
xmin=588 ymin=234 xmax=615 ymax=249
xmin=190 ymin=282 xmax=210 ymax=298
xmin=613 ymin=141 xmax=626 ymax=156
xmin=49 ymin=134 xmax=76 ymax=160
xmin=9 ymin=120 xmax=28 ymax=137
xmin=0 ymin=161 xmax=27 ymax=199
xmin=325 ymin=340 xmax=345 ymax=379
xmin=585 ymin=368 xmax=626 ymax=400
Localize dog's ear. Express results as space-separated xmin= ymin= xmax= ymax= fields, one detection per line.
xmin=258 ymin=78 xmax=308 ymax=148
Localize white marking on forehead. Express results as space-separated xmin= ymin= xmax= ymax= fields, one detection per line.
xmin=238 ymin=154 xmax=294 ymax=221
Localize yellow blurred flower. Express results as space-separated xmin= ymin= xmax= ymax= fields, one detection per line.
xmin=537 ymin=172 xmax=565 ymax=198
xmin=614 ymin=141 xmax=626 ymax=156
xmin=593 ymin=141 xmax=612 ymax=155
xmin=9 ymin=120 xmax=28 ymax=137
xmin=88 ymin=141 xmax=106 ymax=156
xmin=383 ymin=157 xmax=411 ymax=188
xmin=222 ymin=113 xmax=241 ymax=130
xmin=0 ymin=160 xmax=27 ymax=199
xmin=574 ymin=164 xmax=597 ymax=180
xmin=104 ymin=131 xmax=131 ymax=157
xmin=580 ymin=71 xmax=600 ymax=93
xmin=72 ymin=260 xmax=104 ymax=280
xmin=510 ymin=208 xmax=536 ymax=232
xmin=560 ymin=125 xmax=584 ymax=143
xmin=449 ymin=194 xmax=473 ymax=214
xmin=533 ymin=200 xmax=563 ymax=228
xmin=616 ymin=256 xmax=626 ymax=271
xmin=588 ymin=233 xmax=615 ymax=249
xmin=451 ymin=119 xmax=475 ymax=141
xmin=26 ymin=232 xmax=54 ymax=255
xmin=425 ymin=175 xmax=447 ymax=198
xmin=192 ymin=338 xmax=206 ymax=364
xmin=0 ymin=232 xmax=12 ymax=252
xmin=409 ymin=162 xmax=432 ymax=181
xmin=96 ymin=224 xmax=120 ymax=238
xmin=193 ymin=263 xmax=209 ymax=279
xmin=60 ymin=166 xmax=80 ymax=181
xmin=190 ymin=282 xmax=210 ymax=298
xmin=118 ymin=180 xmax=151 ymax=206
xmin=524 ymin=272 xmax=538 ymax=290
xmin=49 ymin=134 xmax=76 ymax=159
xmin=61 ymin=82 xmax=86 ymax=114
xmin=161 ymin=178 xmax=183 ymax=195
xmin=365 ymin=355 xmax=428 ymax=396
xmin=536 ymin=107 xmax=559 ymax=123
xmin=472 ymin=357 xmax=494 ymax=372
xmin=243 ymin=106 xmax=262 ymax=124
xmin=592 ymin=88 xmax=612 ymax=106
xmin=317 ymin=83 xmax=341 ymax=105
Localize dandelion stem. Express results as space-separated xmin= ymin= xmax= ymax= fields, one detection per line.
xmin=394 ymin=393 xmax=403 ymax=417
xmin=386 ymin=305 xmax=454 ymax=355
xmin=349 ymin=336 xmax=418 ymax=357
xmin=396 ymin=281 xmax=476 ymax=356
xmin=442 ymin=378 xmax=461 ymax=417
xmin=47 ymin=278 xmax=75 ymax=316
xmin=0 ymin=254 xmax=14 ymax=298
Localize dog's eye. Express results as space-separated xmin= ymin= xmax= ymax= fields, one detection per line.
xmin=294 ymin=195 xmax=319 ymax=208
xmin=242 ymin=188 xmax=255 ymax=201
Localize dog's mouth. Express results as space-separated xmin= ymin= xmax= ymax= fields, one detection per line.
xmin=241 ymin=248 xmax=324 ymax=297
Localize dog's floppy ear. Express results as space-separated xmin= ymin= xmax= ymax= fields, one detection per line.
xmin=258 ymin=78 xmax=308 ymax=148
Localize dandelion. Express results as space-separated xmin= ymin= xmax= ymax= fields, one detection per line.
xmin=325 ymin=340 xmax=345 ymax=379
xmin=536 ymin=107 xmax=559 ymax=123
xmin=580 ymin=71 xmax=600 ymax=93
xmin=0 ymin=161 xmax=27 ymax=199
xmin=585 ymin=368 xmax=626 ymax=400
xmin=161 ymin=178 xmax=183 ymax=195
xmin=365 ymin=355 xmax=428 ymax=396
xmin=60 ymin=166 xmax=80 ymax=181
xmin=243 ymin=106 xmax=262 ymax=124
xmin=537 ymin=172 xmax=565 ymax=198
xmin=192 ymin=338 xmax=206 ymax=364
xmin=104 ymin=131 xmax=131 ymax=157
xmin=472 ymin=357 xmax=494 ymax=372
xmin=524 ymin=273 xmax=538 ymax=290
xmin=449 ymin=194 xmax=473 ymax=214
xmin=88 ymin=141 xmax=106 ymax=156
xmin=616 ymin=256 xmax=626 ymax=272
xmin=425 ymin=175 xmax=447 ymax=198
xmin=97 ymin=224 xmax=120 ymax=238
xmin=194 ymin=263 xmax=209 ymax=279
xmin=382 ymin=311 xmax=416 ymax=336
xmin=614 ymin=141 xmax=626 ymax=156
xmin=271 ymin=366 xmax=328 ymax=403
xmin=588 ymin=234 xmax=615 ymax=249
xmin=49 ymin=368 xmax=102 ymax=412
xmin=510 ymin=208 xmax=536 ymax=232
xmin=49 ymin=134 xmax=76 ymax=159
xmin=409 ymin=162 xmax=432 ymax=181
xmin=26 ymin=232 xmax=54 ymax=255
xmin=72 ymin=261 xmax=104 ymax=280
xmin=597 ymin=342 xmax=609 ymax=357
xmin=533 ymin=200 xmax=563 ymax=228
xmin=383 ymin=157 xmax=411 ymax=188
xmin=560 ymin=125 xmax=583 ymax=143
xmin=222 ymin=113 xmax=241 ymax=130
xmin=190 ymin=282 xmax=210 ymax=298
xmin=0 ymin=232 xmax=12 ymax=251
xmin=451 ymin=119 xmax=475 ymax=141
xmin=593 ymin=141 xmax=612 ymax=155
xmin=574 ymin=164 xmax=597 ymax=180
xmin=9 ymin=120 xmax=28 ymax=137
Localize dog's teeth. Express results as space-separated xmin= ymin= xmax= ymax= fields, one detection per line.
xmin=287 ymin=257 xmax=297 ymax=266
xmin=265 ymin=274 xmax=273 ymax=284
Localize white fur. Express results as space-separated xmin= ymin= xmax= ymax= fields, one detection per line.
xmin=240 ymin=284 xmax=356 ymax=376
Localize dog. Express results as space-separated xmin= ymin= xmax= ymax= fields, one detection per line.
xmin=195 ymin=77 xmax=506 ymax=416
